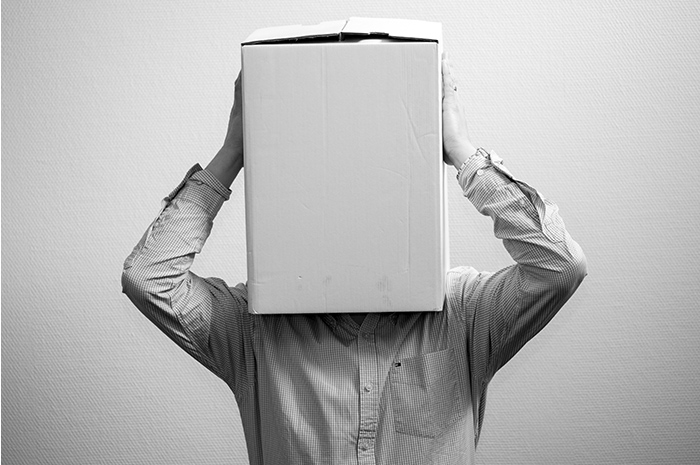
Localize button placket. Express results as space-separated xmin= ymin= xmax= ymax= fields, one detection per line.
xmin=357 ymin=316 xmax=379 ymax=465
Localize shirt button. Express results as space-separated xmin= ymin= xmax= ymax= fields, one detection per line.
xmin=476 ymin=169 xmax=484 ymax=176
xmin=364 ymin=384 xmax=373 ymax=393
xmin=359 ymin=443 xmax=368 ymax=451
xmin=362 ymin=332 xmax=372 ymax=340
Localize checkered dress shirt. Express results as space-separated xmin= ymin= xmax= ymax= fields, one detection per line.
xmin=122 ymin=150 xmax=586 ymax=464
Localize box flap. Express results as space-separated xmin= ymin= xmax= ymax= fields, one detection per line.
xmin=243 ymin=18 xmax=441 ymax=45
xmin=242 ymin=20 xmax=346 ymax=44
xmin=343 ymin=17 xmax=442 ymax=42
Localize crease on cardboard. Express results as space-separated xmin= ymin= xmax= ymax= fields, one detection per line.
xmin=406 ymin=125 xmax=440 ymax=182
xmin=338 ymin=20 xmax=349 ymax=42
xmin=407 ymin=193 xmax=412 ymax=276
xmin=377 ymin=166 xmax=408 ymax=181
xmin=399 ymin=94 xmax=431 ymax=165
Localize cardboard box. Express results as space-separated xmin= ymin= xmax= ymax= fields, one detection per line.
xmin=242 ymin=18 xmax=446 ymax=314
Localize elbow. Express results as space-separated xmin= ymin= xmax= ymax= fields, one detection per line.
xmin=556 ymin=243 xmax=588 ymax=296
xmin=121 ymin=256 xmax=189 ymax=317
xmin=121 ymin=262 xmax=146 ymax=306
xmin=121 ymin=262 xmax=167 ymax=320
xmin=121 ymin=258 xmax=160 ymax=311
xmin=121 ymin=245 xmax=146 ymax=302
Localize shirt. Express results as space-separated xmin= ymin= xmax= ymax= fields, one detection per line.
xmin=122 ymin=149 xmax=587 ymax=465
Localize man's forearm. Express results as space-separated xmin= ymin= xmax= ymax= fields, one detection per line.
xmin=206 ymin=146 xmax=243 ymax=189
xmin=460 ymin=150 xmax=586 ymax=278
xmin=208 ymin=71 xmax=244 ymax=188
xmin=122 ymin=167 xmax=231 ymax=309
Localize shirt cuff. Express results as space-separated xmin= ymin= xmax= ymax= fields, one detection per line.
xmin=162 ymin=164 xmax=232 ymax=217
xmin=458 ymin=150 xmax=563 ymax=242
xmin=457 ymin=149 xmax=511 ymax=212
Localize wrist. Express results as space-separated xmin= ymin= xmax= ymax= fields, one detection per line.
xmin=220 ymin=145 xmax=243 ymax=160
xmin=447 ymin=144 xmax=477 ymax=169
xmin=205 ymin=146 xmax=243 ymax=188
xmin=455 ymin=147 xmax=488 ymax=182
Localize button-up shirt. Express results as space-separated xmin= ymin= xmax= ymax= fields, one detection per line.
xmin=122 ymin=150 xmax=586 ymax=464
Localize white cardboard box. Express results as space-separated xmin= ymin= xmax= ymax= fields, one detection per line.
xmin=242 ymin=18 xmax=446 ymax=314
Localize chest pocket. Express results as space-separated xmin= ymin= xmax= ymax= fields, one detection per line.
xmin=389 ymin=348 xmax=465 ymax=438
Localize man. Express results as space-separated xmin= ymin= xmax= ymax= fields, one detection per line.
xmin=122 ymin=56 xmax=587 ymax=464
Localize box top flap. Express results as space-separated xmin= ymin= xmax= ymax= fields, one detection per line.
xmin=342 ymin=17 xmax=442 ymax=42
xmin=242 ymin=18 xmax=441 ymax=45
xmin=242 ymin=20 xmax=346 ymax=45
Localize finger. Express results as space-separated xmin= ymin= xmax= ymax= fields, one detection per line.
xmin=234 ymin=71 xmax=242 ymax=105
xmin=234 ymin=71 xmax=242 ymax=95
xmin=441 ymin=52 xmax=447 ymax=100
xmin=230 ymin=71 xmax=243 ymax=121
xmin=441 ymin=54 xmax=457 ymax=100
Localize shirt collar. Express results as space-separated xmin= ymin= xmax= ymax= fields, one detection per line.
xmin=321 ymin=312 xmax=400 ymax=337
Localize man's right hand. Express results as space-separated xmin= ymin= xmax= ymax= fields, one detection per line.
xmin=206 ymin=72 xmax=244 ymax=188
xmin=442 ymin=55 xmax=476 ymax=169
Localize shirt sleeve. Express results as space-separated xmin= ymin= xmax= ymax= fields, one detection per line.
xmin=448 ymin=149 xmax=587 ymax=433
xmin=121 ymin=165 xmax=254 ymax=401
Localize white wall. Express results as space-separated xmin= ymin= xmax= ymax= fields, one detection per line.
xmin=3 ymin=1 xmax=699 ymax=464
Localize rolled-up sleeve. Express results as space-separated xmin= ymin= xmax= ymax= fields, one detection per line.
xmin=121 ymin=165 xmax=253 ymax=399
xmin=451 ymin=149 xmax=587 ymax=382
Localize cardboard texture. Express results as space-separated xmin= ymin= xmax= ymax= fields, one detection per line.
xmin=242 ymin=18 xmax=445 ymax=314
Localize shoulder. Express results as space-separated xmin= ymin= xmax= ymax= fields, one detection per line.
xmin=446 ymin=266 xmax=482 ymax=297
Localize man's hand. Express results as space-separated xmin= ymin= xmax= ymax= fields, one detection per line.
xmin=206 ymin=72 xmax=244 ymax=188
xmin=442 ymin=55 xmax=476 ymax=168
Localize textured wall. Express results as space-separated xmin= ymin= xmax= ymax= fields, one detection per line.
xmin=3 ymin=1 xmax=699 ymax=464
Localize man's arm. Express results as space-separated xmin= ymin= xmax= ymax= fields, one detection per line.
xmin=441 ymin=56 xmax=587 ymax=379
xmin=121 ymin=74 xmax=253 ymax=398
xmin=442 ymin=56 xmax=587 ymax=441
xmin=206 ymin=73 xmax=244 ymax=188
